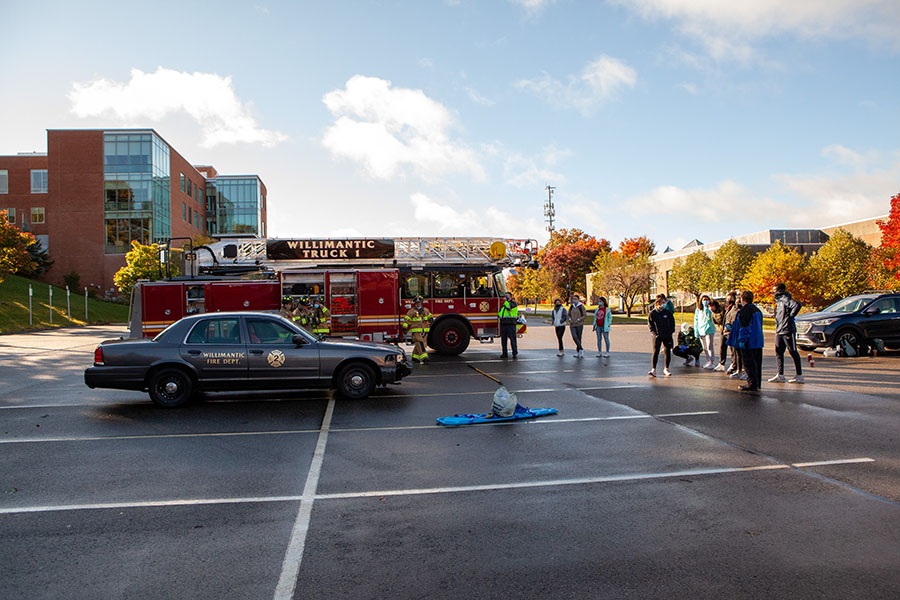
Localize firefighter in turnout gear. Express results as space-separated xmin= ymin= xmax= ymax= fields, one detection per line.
xmin=311 ymin=299 xmax=331 ymax=336
xmin=280 ymin=296 xmax=296 ymax=321
xmin=404 ymin=296 xmax=434 ymax=363
xmin=293 ymin=297 xmax=313 ymax=331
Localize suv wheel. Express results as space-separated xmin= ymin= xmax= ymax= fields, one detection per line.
xmin=834 ymin=328 xmax=863 ymax=355
xmin=336 ymin=362 xmax=377 ymax=399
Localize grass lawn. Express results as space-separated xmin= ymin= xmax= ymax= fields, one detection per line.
xmin=0 ymin=274 xmax=130 ymax=334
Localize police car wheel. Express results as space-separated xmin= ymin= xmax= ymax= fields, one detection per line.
xmin=149 ymin=368 xmax=195 ymax=408
xmin=336 ymin=363 xmax=376 ymax=399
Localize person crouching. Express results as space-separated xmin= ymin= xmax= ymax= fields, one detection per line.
xmin=673 ymin=323 xmax=703 ymax=367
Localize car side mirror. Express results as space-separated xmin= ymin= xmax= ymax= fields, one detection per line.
xmin=864 ymin=307 xmax=881 ymax=316
xmin=292 ymin=334 xmax=307 ymax=345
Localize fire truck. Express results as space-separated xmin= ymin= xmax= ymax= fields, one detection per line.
xmin=129 ymin=237 xmax=538 ymax=355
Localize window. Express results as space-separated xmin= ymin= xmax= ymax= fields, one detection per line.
xmin=194 ymin=183 xmax=198 ymax=199
xmin=0 ymin=170 xmax=8 ymax=194
xmin=187 ymin=178 xmax=192 ymax=197
xmin=188 ymin=206 xmax=192 ymax=225
xmin=30 ymin=170 xmax=48 ymax=194
xmin=186 ymin=318 xmax=242 ymax=344
xmin=180 ymin=173 xmax=185 ymax=192
xmin=401 ymin=273 xmax=430 ymax=299
xmin=869 ymin=298 xmax=900 ymax=314
xmin=247 ymin=318 xmax=296 ymax=344
xmin=182 ymin=203 xmax=186 ymax=221
xmin=3 ymin=208 xmax=13 ymax=224
xmin=31 ymin=207 xmax=45 ymax=224
xmin=433 ymin=272 xmax=465 ymax=298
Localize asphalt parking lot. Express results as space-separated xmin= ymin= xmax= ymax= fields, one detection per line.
xmin=1 ymin=323 xmax=899 ymax=599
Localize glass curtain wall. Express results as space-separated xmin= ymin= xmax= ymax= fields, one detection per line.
xmin=207 ymin=177 xmax=261 ymax=235
xmin=103 ymin=132 xmax=170 ymax=253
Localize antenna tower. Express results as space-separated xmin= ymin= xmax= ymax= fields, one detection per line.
xmin=544 ymin=185 xmax=556 ymax=233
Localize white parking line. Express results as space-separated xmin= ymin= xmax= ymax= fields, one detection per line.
xmin=0 ymin=457 xmax=874 ymax=515
xmin=273 ymin=397 xmax=335 ymax=600
xmin=0 ymin=410 xmax=714 ymax=443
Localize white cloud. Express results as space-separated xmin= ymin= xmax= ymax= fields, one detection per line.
xmin=774 ymin=146 xmax=899 ymax=225
xmin=466 ymin=87 xmax=495 ymax=107
xmin=68 ymin=67 xmax=287 ymax=148
xmin=516 ymin=56 xmax=637 ymax=115
xmin=418 ymin=58 xmax=434 ymax=69
xmin=625 ymin=180 xmax=789 ymax=223
xmin=321 ymin=75 xmax=484 ymax=182
xmin=508 ymin=0 xmax=558 ymax=15
xmin=612 ymin=0 xmax=900 ymax=62
xmin=500 ymin=144 xmax=570 ymax=189
xmin=409 ymin=192 xmax=545 ymax=239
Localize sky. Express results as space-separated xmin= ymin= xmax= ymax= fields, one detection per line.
xmin=2 ymin=0 xmax=899 ymax=252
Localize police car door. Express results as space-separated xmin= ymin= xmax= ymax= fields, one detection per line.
xmin=181 ymin=317 xmax=248 ymax=387
xmin=245 ymin=316 xmax=320 ymax=386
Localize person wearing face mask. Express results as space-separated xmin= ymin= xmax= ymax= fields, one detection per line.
xmin=694 ymin=294 xmax=716 ymax=369
xmin=648 ymin=296 xmax=675 ymax=377
xmin=592 ymin=296 xmax=612 ymax=358
xmin=568 ymin=294 xmax=587 ymax=358
xmin=726 ymin=291 xmax=746 ymax=380
xmin=311 ymin=299 xmax=331 ymax=336
xmin=550 ymin=298 xmax=568 ymax=357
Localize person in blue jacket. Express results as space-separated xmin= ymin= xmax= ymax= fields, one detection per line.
xmin=729 ymin=290 xmax=765 ymax=392
xmin=592 ymin=296 xmax=612 ymax=358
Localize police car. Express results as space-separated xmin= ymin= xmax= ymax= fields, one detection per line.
xmin=84 ymin=312 xmax=411 ymax=407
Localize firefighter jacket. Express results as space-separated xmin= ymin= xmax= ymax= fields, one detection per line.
xmin=293 ymin=306 xmax=312 ymax=328
xmin=404 ymin=306 xmax=433 ymax=334
xmin=311 ymin=306 xmax=331 ymax=334
xmin=279 ymin=307 xmax=295 ymax=321
xmin=498 ymin=299 xmax=519 ymax=325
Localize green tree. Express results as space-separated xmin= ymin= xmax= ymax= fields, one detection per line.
xmin=809 ymin=229 xmax=870 ymax=301
xmin=668 ymin=250 xmax=712 ymax=306
xmin=741 ymin=241 xmax=817 ymax=305
xmin=0 ymin=219 xmax=36 ymax=282
xmin=591 ymin=251 xmax=653 ymax=317
xmin=507 ymin=267 xmax=553 ymax=311
xmin=20 ymin=237 xmax=54 ymax=278
xmin=706 ymin=239 xmax=754 ymax=293
xmin=113 ymin=241 xmax=166 ymax=296
xmin=866 ymin=246 xmax=898 ymax=291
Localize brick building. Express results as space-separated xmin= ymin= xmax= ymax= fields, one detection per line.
xmin=0 ymin=129 xmax=267 ymax=293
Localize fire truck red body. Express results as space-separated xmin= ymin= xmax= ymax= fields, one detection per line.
xmin=130 ymin=237 xmax=537 ymax=355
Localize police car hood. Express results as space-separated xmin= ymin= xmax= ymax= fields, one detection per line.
xmin=319 ymin=339 xmax=401 ymax=354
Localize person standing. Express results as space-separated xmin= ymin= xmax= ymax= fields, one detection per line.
xmin=279 ymin=296 xmax=296 ymax=321
xmin=723 ymin=292 xmax=742 ymax=377
xmin=311 ymin=299 xmax=331 ymax=336
xmin=568 ymin=294 xmax=587 ymax=358
xmin=592 ymin=296 xmax=612 ymax=358
xmin=733 ymin=290 xmax=764 ymax=392
xmin=648 ymin=295 xmax=676 ymax=377
xmin=498 ymin=291 xmax=519 ymax=358
xmin=404 ymin=295 xmax=434 ymax=363
xmin=551 ymin=298 xmax=568 ymax=357
xmin=694 ymin=294 xmax=716 ymax=369
xmin=769 ymin=282 xmax=804 ymax=383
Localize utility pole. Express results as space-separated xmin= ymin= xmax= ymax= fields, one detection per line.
xmin=544 ymin=185 xmax=556 ymax=233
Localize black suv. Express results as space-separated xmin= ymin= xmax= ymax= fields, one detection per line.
xmin=795 ymin=292 xmax=900 ymax=352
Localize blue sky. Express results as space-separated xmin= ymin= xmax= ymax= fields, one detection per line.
xmin=2 ymin=0 xmax=899 ymax=251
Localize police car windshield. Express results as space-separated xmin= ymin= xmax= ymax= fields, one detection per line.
xmin=822 ymin=296 xmax=878 ymax=314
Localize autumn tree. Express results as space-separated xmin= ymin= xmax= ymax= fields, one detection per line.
xmin=741 ymin=241 xmax=817 ymax=305
xmin=706 ymin=239 xmax=754 ymax=294
xmin=668 ymin=250 xmax=713 ymax=306
xmin=113 ymin=241 xmax=166 ymax=295
xmin=506 ymin=267 xmax=553 ymax=311
xmin=867 ymin=246 xmax=899 ymax=290
xmin=876 ymin=190 xmax=900 ymax=282
xmin=539 ymin=228 xmax=611 ymax=296
xmin=618 ymin=236 xmax=656 ymax=260
xmin=591 ymin=251 xmax=653 ymax=317
xmin=809 ymin=229 xmax=870 ymax=301
xmin=0 ymin=218 xmax=37 ymax=282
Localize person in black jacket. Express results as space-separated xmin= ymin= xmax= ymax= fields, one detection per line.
xmin=769 ymin=282 xmax=803 ymax=383
xmin=648 ymin=296 xmax=676 ymax=377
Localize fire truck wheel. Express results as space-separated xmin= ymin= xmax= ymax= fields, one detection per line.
xmin=148 ymin=367 xmax=195 ymax=408
xmin=429 ymin=319 xmax=471 ymax=356
xmin=336 ymin=362 xmax=377 ymax=399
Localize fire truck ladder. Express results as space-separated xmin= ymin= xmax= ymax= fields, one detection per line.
xmin=196 ymin=237 xmax=538 ymax=270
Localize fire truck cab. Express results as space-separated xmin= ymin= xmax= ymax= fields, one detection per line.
xmin=130 ymin=237 xmax=537 ymax=356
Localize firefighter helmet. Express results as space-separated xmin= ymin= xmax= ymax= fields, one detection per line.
xmin=414 ymin=295 xmax=424 ymax=304
xmin=282 ymin=295 xmax=292 ymax=305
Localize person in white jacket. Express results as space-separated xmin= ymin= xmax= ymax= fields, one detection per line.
xmin=694 ymin=294 xmax=717 ymax=368
xmin=550 ymin=298 xmax=568 ymax=357
xmin=592 ymin=296 xmax=612 ymax=357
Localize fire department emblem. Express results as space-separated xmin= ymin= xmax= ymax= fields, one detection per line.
xmin=267 ymin=350 xmax=285 ymax=368
xmin=479 ymin=301 xmax=490 ymax=312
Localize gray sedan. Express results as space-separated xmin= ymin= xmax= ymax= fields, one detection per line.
xmin=85 ymin=312 xmax=411 ymax=407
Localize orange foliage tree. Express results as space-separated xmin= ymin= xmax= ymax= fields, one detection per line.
xmin=618 ymin=236 xmax=656 ymax=260
xmin=539 ymin=228 xmax=611 ymax=297
xmin=0 ymin=216 xmax=36 ymax=282
xmin=876 ymin=191 xmax=900 ymax=283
